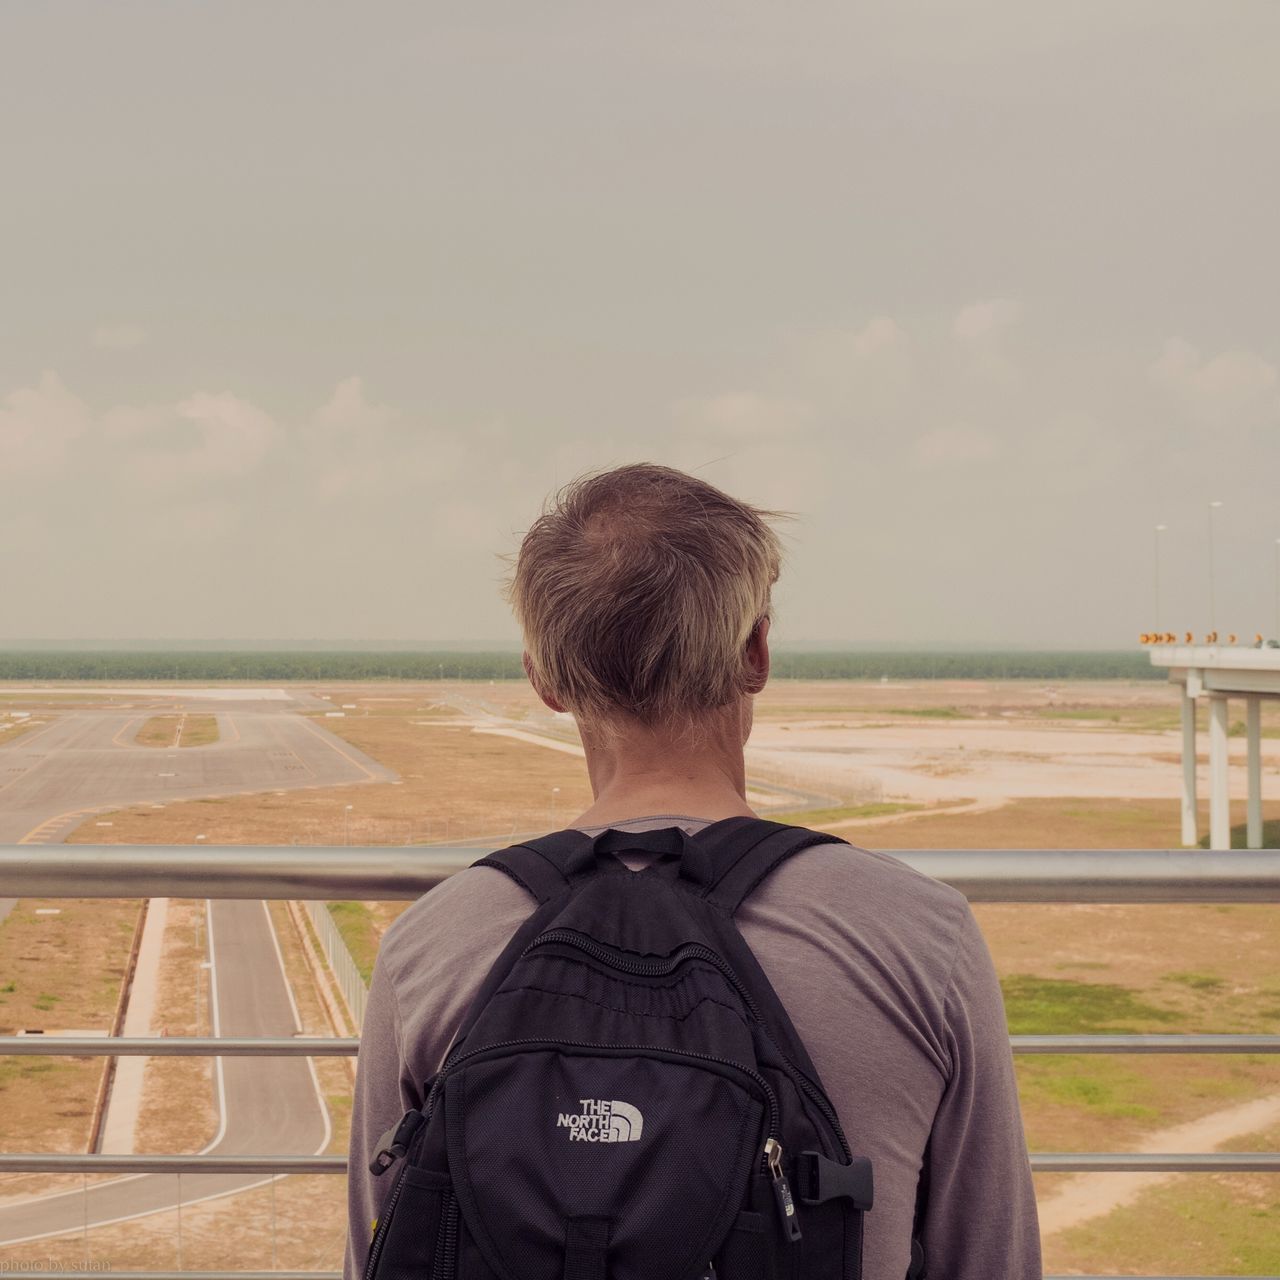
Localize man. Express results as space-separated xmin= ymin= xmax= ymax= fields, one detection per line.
xmin=345 ymin=463 xmax=1040 ymax=1278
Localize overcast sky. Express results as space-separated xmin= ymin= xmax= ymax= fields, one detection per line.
xmin=2 ymin=2 xmax=1277 ymax=647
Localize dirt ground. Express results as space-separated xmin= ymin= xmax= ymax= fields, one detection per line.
xmin=0 ymin=897 xmax=141 ymax=1198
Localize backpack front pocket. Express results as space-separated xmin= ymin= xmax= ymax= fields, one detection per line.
xmin=365 ymin=1166 xmax=456 ymax=1280
xmin=443 ymin=1045 xmax=766 ymax=1280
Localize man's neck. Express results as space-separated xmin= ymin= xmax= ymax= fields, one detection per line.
xmin=570 ymin=701 xmax=756 ymax=829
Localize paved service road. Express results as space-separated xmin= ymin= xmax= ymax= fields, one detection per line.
xmin=0 ymin=897 xmax=331 ymax=1246
xmin=0 ymin=691 xmax=389 ymax=1246
xmin=0 ymin=698 xmax=393 ymax=919
xmin=0 ymin=703 xmax=393 ymax=845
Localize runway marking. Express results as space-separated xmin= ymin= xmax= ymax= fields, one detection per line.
xmin=111 ymin=716 xmax=145 ymax=749
xmin=260 ymin=900 xmax=333 ymax=1156
xmin=294 ymin=714 xmax=382 ymax=781
xmin=17 ymin=805 xmax=102 ymax=844
xmin=0 ymin=716 xmax=60 ymax=757
xmin=204 ymin=898 xmax=230 ymax=1152
xmin=0 ymin=740 xmax=59 ymax=797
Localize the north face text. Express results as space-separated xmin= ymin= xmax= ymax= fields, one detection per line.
xmin=556 ymin=1098 xmax=644 ymax=1142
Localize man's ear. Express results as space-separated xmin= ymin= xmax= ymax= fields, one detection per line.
xmin=743 ymin=616 xmax=771 ymax=695
xmin=523 ymin=651 xmax=568 ymax=713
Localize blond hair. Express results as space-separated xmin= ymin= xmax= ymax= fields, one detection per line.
xmin=508 ymin=464 xmax=783 ymax=727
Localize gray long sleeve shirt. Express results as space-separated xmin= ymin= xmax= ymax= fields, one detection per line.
xmin=344 ymin=817 xmax=1041 ymax=1279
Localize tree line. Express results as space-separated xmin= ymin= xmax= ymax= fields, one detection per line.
xmin=0 ymin=650 xmax=1160 ymax=681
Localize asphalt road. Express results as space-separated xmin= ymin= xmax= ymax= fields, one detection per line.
xmin=0 ymin=897 xmax=330 ymax=1246
xmin=0 ymin=703 xmax=393 ymax=845
xmin=0 ymin=693 xmax=391 ymax=1246
xmin=0 ymin=698 xmax=393 ymax=920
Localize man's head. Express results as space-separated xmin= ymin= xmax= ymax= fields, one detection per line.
xmin=508 ymin=464 xmax=783 ymax=733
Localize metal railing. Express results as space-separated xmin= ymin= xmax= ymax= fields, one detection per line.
xmin=303 ymin=899 xmax=368 ymax=1029
xmin=1 ymin=844 xmax=1278 ymax=1280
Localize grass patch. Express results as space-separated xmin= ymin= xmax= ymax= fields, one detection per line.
xmin=135 ymin=715 xmax=181 ymax=747
xmin=134 ymin=714 xmax=220 ymax=748
xmin=178 ymin=714 xmax=220 ymax=747
xmin=1198 ymin=815 xmax=1280 ymax=850
xmin=886 ymin=706 xmax=966 ymax=719
xmin=1017 ymin=1057 xmax=1161 ymax=1124
xmin=1046 ymin=1163 xmax=1280 ymax=1275
xmin=326 ymin=901 xmax=381 ymax=983
xmin=1000 ymin=974 xmax=1180 ymax=1035
xmin=1165 ymin=971 xmax=1227 ymax=993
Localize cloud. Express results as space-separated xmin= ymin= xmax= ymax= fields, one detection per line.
xmin=0 ymin=371 xmax=91 ymax=472
xmin=312 ymin=375 xmax=396 ymax=437
xmin=91 ymin=322 xmax=148 ymax=351
xmin=1150 ymin=338 xmax=1279 ymax=427
xmin=952 ymin=298 xmax=1021 ymax=384
xmin=783 ymin=316 xmax=912 ymax=416
xmin=913 ymin=424 xmax=998 ymax=467
xmin=953 ymin=298 xmax=1020 ymax=340
xmin=172 ymin=391 xmax=279 ymax=477
xmin=672 ymin=391 xmax=813 ymax=440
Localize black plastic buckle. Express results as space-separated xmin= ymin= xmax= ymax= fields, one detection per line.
xmin=797 ymin=1150 xmax=874 ymax=1211
xmin=368 ymin=1108 xmax=424 ymax=1175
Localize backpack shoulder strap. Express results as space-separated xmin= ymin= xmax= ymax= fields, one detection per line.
xmin=693 ymin=816 xmax=847 ymax=915
xmin=473 ymin=828 xmax=594 ymax=905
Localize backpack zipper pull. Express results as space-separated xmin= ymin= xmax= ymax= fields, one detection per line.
xmin=764 ymin=1138 xmax=802 ymax=1244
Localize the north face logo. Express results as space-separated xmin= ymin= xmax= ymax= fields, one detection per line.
xmin=556 ymin=1098 xmax=644 ymax=1142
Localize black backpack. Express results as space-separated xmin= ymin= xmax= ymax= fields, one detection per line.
xmin=363 ymin=817 xmax=878 ymax=1280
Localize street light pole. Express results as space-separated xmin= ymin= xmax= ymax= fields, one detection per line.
xmin=344 ymin=804 xmax=353 ymax=846
xmin=1208 ymin=501 xmax=1223 ymax=634
xmin=1154 ymin=524 xmax=1168 ymax=633
xmin=1274 ymin=538 xmax=1280 ymax=642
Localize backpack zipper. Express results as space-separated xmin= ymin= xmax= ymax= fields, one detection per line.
xmin=525 ymin=928 xmax=852 ymax=1162
xmin=431 ymin=1193 xmax=459 ymax=1280
xmin=523 ymin=931 xmax=768 ymax=1021
xmin=363 ymin=1164 xmax=409 ymax=1280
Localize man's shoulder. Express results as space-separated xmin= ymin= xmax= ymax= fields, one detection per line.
xmin=378 ymin=862 xmax=538 ymax=982
xmin=778 ymin=836 xmax=970 ymax=920
xmin=749 ymin=837 xmax=974 ymax=985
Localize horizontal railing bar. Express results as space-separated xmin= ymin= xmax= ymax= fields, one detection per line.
xmin=3 ymin=1034 xmax=1276 ymax=1057
xmin=2 ymin=1152 xmax=1276 ymax=1175
xmin=20 ymin=1269 xmax=1269 ymax=1280
xmin=0 ymin=1271 xmax=1265 ymax=1280
xmin=0 ymin=1154 xmax=346 ymax=1173
xmin=1031 ymin=1152 xmax=1280 ymax=1173
xmin=1010 ymin=1034 xmax=1280 ymax=1053
xmin=1 ymin=845 xmax=1277 ymax=902
xmin=0 ymin=1272 xmax=1267 ymax=1280
xmin=0 ymin=1036 xmax=359 ymax=1056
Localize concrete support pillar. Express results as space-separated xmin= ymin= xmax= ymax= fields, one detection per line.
xmin=1180 ymin=690 xmax=1199 ymax=847
xmin=1208 ymin=696 xmax=1231 ymax=852
xmin=1246 ymin=697 xmax=1263 ymax=851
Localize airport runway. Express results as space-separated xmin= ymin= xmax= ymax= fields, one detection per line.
xmin=0 ymin=691 xmax=391 ymax=1246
